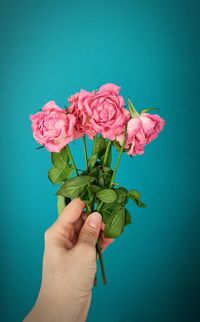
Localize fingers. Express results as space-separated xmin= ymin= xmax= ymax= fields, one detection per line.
xmin=44 ymin=199 xmax=85 ymax=249
xmin=74 ymin=212 xmax=86 ymax=235
xmin=72 ymin=213 xmax=114 ymax=248
xmin=99 ymin=231 xmax=114 ymax=251
xmin=77 ymin=212 xmax=102 ymax=248
xmin=45 ymin=198 xmax=114 ymax=254
xmin=70 ymin=215 xmax=85 ymax=245
xmin=56 ymin=198 xmax=85 ymax=228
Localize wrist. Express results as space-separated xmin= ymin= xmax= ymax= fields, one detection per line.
xmin=29 ymin=290 xmax=87 ymax=322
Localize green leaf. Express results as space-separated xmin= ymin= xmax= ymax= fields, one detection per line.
xmin=97 ymin=168 xmax=112 ymax=188
xmin=129 ymin=189 xmax=140 ymax=200
xmin=103 ymin=166 xmax=112 ymax=173
xmin=56 ymin=175 xmax=96 ymax=198
xmin=57 ymin=196 xmax=71 ymax=215
xmin=88 ymin=153 xmax=98 ymax=169
xmin=128 ymin=98 xmax=139 ymax=118
xmin=100 ymin=141 xmax=112 ymax=167
xmin=115 ymin=187 xmax=129 ymax=205
xmin=97 ymin=169 xmax=104 ymax=187
xmin=94 ymin=136 xmax=107 ymax=157
xmin=101 ymin=202 xmax=118 ymax=223
xmin=88 ymin=165 xmax=101 ymax=178
xmin=104 ymin=206 xmax=125 ymax=238
xmin=57 ymin=195 xmax=66 ymax=215
xmin=140 ymin=107 xmax=160 ymax=114
xmin=51 ymin=147 xmax=69 ymax=168
xmin=90 ymin=184 xmax=102 ymax=193
xmin=137 ymin=201 xmax=146 ymax=207
xmin=112 ymin=140 xmax=128 ymax=153
xmin=112 ymin=140 xmax=121 ymax=152
xmin=128 ymin=189 xmax=146 ymax=208
xmin=96 ymin=189 xmax=117 ymax=203
xmin=79 ymin=183 xmax=96 ymax=213
xmin=106 ymin=148 xmax=112 ymax=167
xmin=79 ymin=187 xmax=94 ymax=212
xmin=124 ymin=209 xmax=132 ymax=226
xmin=48 ymin=166 xmax=73 ymax=184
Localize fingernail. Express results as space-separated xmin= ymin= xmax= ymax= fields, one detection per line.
xmin=88 ymin=212 xmax=102 ymax=228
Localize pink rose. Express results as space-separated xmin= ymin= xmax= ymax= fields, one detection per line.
xmin=30 ymin=101 xmax=76 ymax=152
xmin=116 ymin=113 xmax=165 ymax=156
xmin=140 ymin=113 xmax=166 ymax=144
xmin=68 ymin=93 xmax=96 ymax=139
xmin=77 ymin=83 xmax=129 ymax=140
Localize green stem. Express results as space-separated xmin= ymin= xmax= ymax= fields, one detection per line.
xmin=95 ymin=136 xmax=126 ymax=284
xmin=96 ymin=242 xmax=107 ymax=284
xmin=87 ymin=189 xmax=106 ymax=285
xmin=93 ymin=274 xmax=97 ymax=286
xmin=109 ymin=135 xmax=126 ymax=188
xmin=97 ymin=201 xmax=104 ymax=212
xmin=92 ymin=135 xmax=98 ymax=155
xmin=82 ymin=135 xmax=88 ymax=169
xmin=103 ymin=141 xmax=112 ymax=169
xmin=97 ymin=134 xmax=126 ymax=213
xmin=96 ymin=136 xmax=126 ymax=285
xmin=66 ymin=145 xmax=78 ymax=176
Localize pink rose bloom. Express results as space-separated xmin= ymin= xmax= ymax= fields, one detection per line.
xmin=30 ymin=101 xmax=76 ymax=152
xmin=68 ymin=92 xmax=96 ymax=139
xmin=116 ymin=113 xmax=165 ymax=156
xmin=77 ymin=83 xmax=129 ymax=140
xmin=140 ymin=113 xmax=166 ymax=144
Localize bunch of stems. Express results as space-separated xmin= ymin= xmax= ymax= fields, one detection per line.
xmin=66 ymin=134 xmax=126 ymax=285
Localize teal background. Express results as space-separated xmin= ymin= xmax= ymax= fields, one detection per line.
xmin=0 ymin=0 xmax=199 ymax=321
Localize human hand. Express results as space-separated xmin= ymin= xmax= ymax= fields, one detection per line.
xmin=24 ymin=198 xmax=114 ymax=322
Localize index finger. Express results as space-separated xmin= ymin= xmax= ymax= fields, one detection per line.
xmin=56 ymin=198 xmax=85 ymax=227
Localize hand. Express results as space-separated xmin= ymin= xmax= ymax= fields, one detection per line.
xmin=24 ymin=198 xmax=114 ymax=322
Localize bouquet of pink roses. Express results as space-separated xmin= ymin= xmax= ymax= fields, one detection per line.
xmin=30 ymin=83 xmax=165 ymax=284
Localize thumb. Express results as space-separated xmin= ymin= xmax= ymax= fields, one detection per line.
xmin=77 ymin=212 xmax=102 ymax=248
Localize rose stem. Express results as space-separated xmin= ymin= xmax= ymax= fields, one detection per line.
xmin=82 ymin=135 xmax=88 ymax=169
xmin=89 ymin=183 xmax=106 ymax=285
xmin=93 ymin=275 xmax=97 ymax=286
xmin=96 ymin=243 xmax=107 ymax=284
xmin=97 ymin=137 xmax=125 ymax=212
xmin=84 ymin=188 xmax=97 ymax=286
xmin=103 ymin=141 xmax=112 ymax=170
xmin=92 ymin=134 xmax=98 ymax=155
xmin=109 ymin=133 xmax=126 ymax=188
xmin=94 ymin=142 xmax=112 ymax=285
xmin=91 ymin=135 xmax=109 ymax=284
xmin=95 ymin=135 xmax=126 ymax=284
xmin=93 ymin=240 xmax=98 ymax=287
xmin=66 ymin=145 xmax=78 ymax=176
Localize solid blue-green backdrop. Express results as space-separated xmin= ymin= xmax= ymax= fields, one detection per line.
xmin=0 ymin=0 xmax=199 ymax=321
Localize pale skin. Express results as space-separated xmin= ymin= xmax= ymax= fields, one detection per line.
xmin=24 ymin=198 xmax=112 ymax=322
